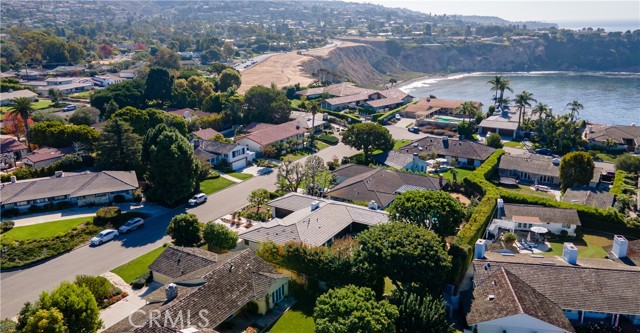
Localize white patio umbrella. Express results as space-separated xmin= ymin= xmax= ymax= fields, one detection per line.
xmin=530 ymin=226 xmax=549 ymax=234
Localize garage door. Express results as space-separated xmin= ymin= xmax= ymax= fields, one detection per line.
xmin=231 ymin=159 xmax=247 ymax=170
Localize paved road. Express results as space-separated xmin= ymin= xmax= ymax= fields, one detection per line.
xmin=0 ymin=143 xmax=357 ymax=318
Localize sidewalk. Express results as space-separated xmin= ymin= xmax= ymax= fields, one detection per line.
xmin=8 ymin=202 xmax=168 ymax=227
xmin=99 ymin=272 xmax=149 ymax=332
xmin=219 ymin=173 xmax=242 ymax=183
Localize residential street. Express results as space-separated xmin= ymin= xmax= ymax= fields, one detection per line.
xmin=0 ymin=143 xmax=357 ymax=319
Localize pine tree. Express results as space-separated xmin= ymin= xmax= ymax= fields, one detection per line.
xmin=95 ymin=118 xmax=142 ymax=172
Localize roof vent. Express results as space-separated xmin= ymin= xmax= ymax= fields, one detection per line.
xmin=612 ymin=235 xmax=629 ymax=259
xmin=165 ymin=283 xmax=178 ymax=301
xmin=563 ymin=242 xmax=578 ymax=265
xmin=229 ymin=264 xmax=234 ymax=272
xmin=311 ymin=201 xmax=320 ymax=211
xmin=488 ymin=295 xmax=495 ymax=301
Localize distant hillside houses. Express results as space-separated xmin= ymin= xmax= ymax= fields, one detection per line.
xmin=296 ymin=82 xmax=413 ymax=111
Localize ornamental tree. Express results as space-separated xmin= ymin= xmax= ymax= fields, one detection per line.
xmin=559 ymin=152 xmax=595 ymax=191
xmin=388 ymin=190 xmax=465 ymax=238
xmin=314 ymin=285 xmax=398 ymax=333
xmin=166 ymin=213 xmax=201 ymax=247
xmin=203 ymin=223 xmax=238 ymax=253
xmin=389 ymin=291 xmax=451 ymax=333
xmin=356 ymin=222 xmax=451 ymax=294
xmin=341 ymin=123 xmax=394 ymax=162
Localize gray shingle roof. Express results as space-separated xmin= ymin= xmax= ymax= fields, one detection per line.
xmin=562 ymin=187 xmax=615 ymax=209
xmin=395 ymin=137 xmax=496 ymax=161
xmin=243 ymin=193 xmax=389 ymax=246
xmin=326 ymin=165 xmax=445 ymax=207
xmin=503 ymin=203 xmax=581 ymax=225
xmin=373 ymin=150 xmax=416 ymax=170
xmin=1 ymin=171 xmax=138 ymax=205
xmin=149 ymin=246 xmax=223 ymax=279
xmin=467 ymin=267 xmax=575 ymax=332
xmin=473 ymin=256 xmax=640 ymax=316
xmin=500 ymin=153 xmax=559 ymax=177
xmin=200 ymin=140 xmax=240 ymax=154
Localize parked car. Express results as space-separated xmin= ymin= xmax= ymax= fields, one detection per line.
xmin=408 ymin=126 xmax=420 ymax=133
xmin=118 ymin=217 xmax=144 ymax=234
xmin=62 ymin=105 xmax=77 ymax=112
xmin=188 ymin=193 xmax=208 ymax=206
xmin=534 ymin=148 xmax=554 ymax=156
xmin=91 ymin=229 xmax=119 ymax=246
xmin=258 ymin=167 xmax=273 ymax=175
xmin=395 ymin=114 xmax=401 ymax=120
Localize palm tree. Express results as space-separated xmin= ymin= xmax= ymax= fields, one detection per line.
xmin=531 ymin=103 xmax=549 ymax=121
xmin=497 ymin=79 xmax=513 ymax=110
xmin=487 ymin=75 xmax=503 ymax=106
xmin=566 ymin=100 xmax=583 ymax=121
xmin=455 ymin=101 xmax=479 ymax=123
xmin=8 ymin=97 xmax=35 ymax=151
xmin=514 ymin=91 xmax=537 ymax=127
xmin=309 ymin=101 xmax=321 ymax=149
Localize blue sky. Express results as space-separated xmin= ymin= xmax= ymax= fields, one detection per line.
xmin=345 ymin=1 xmax=640 ymax=27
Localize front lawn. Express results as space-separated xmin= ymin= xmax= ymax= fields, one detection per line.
xmin=269 ymin=287 xmax=316 ymax=333
xmin=111 ymin=246 xmax=167 ymax=283
xmin=227 ymin=172 xmax=253 ymax=181
xmin=498 ymin=184 xmax=556 ymax=200
xmin=503 ymin=141 xmax=524 ymax=148
xmin=546 ymin=232 xmax=611 ymax=258
xmin=1 ymin=100 xmax=52 ymax=114
xmin=591 ymin=151 xmax=629 ymax=163
xmin=2 ymin=216 xmax=93 ymax=241
xmin=439 ymin=168 xmax=474 ymax=183
xmin=290 ymin=99 xmax=303 ymax=108
xmin=281 ymin=149 xmax=312 ymax=161
xmin=394 ymin=139 xmax=411 ymax=150
xmin=200 ymin=177 xmax=236 ymax=195
xmin=315 ymin=141 xmax=330 ymax=150
xmin=69 ymin=91 xmax=94 ymax=100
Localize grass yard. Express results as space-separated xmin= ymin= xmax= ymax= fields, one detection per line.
xmin=69 ymin=91 xmax=94 ymax=100
xmin=199 ymin=177 xmax=236 ymax=195
xmin=394 ymin=139 xmax=411 ymax=150
xmin=503 ymin=141 xmax=525 ymax=148
xmin=290 ymin=99 xmax=303 ymax=108
xmin=439 ymin=168 xmax=474 ymax=183
xmin=499 ymin=184 xmax=556 ymax=200
xmin=1 ymin=100 xmax=53 ymax=114
xmin=227 ymin=172 xmax=253 ymax=181
xmin=269 ymin=287 xmax=316 ymax=333
xmin=592 ymin=151 xmax=627 ymax=163
xmin=281 ymin=149 xmax=312 ymax=161
xmin=546 ymin=233 xmax=611 ymax=258
xmin=2 ymin=216 xmax=93 ymax=241
xmin=315 ymin=141 xmax=330 ymax=150
xmin=111 ymin=246 xmax=167 ymax=283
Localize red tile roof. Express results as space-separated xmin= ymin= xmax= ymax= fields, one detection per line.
xmin=24 ymin=146 xmax=75 ymax=163
xmin=192 ymin=128 xmax=220 ymax=140
xmin=237 ymin=121 xmax=306 ymax=146
xmin=1 ymin=137 xmax=27 ymax=154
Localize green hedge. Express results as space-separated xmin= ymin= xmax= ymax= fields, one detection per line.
xmin=317 ymin=134 xmax=339 ymax=145
xmin=322 ymin=109 xmax=362 ymax=124
xmin=610 ymin=170 xmax=626 ymax=196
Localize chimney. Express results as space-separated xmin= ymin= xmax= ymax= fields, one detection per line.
xmin=496 ymin=198 xmax=504 ymax=218
xmin=10 ymin=176 xmax=17 ymax=183
xmin=475 ymin=239 xmax=487 ymax=259
xmin=612 ymin=235 xmax=629 ymax=258
xmin=368 ymin=200 xmax=378 ymax=210
xmin=311 ymin=201 xmax=320 ymax=211
xmin=165 ymin=283 xmax=178 ymax=301
xmin=55 ymin=171 xmax=63 ymax=178
xmin=442 ymin=137 xmax=449 ymax=149
xmin=563 ymin=242 xmax=578 ymax=265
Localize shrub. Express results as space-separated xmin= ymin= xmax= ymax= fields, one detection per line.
xmin=74 ymin=275 xmax=117 ymax=304
xmin=503 ymin=232 xmax=517 ymax=244
xmin=486 ymin=133 xmax=503 ymax=148
xmin=133 ymin=189 xmax=143 ymax=203
xmin=610 ymin=170 xmax=626 ymax=196
xmin=0 ymin=220 xmax=15 ymax=232
xmin=615 ymin=154 xmax=640 ymax=174
xmin=322 ymin=109 xmax=362 ymax=124
xmin=94 ymin=206 xmax=121 ymax=225
xmin=317 ymin=134 xmax=339 ymax=145
xmin=131 ymin=277 xmax=146 ymax=290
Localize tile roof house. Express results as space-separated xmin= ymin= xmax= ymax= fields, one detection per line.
xmin=561 ymin=187 xmax=615 ymax=209
xmin=375 ymin=136 xmax=495 ymax=171
xmin=487 ymin=202 xmax=581 ymax=237
xmin=584 ymin=124 xmax=640 ymax=153
xmin=296 ymin=82 xmax=373 ymax=100
xmin=0 ymin=89 xmax=38 ymax=106
xmin=321 ymin=87 xmax=413 ymax=111
xmin=499 ymin=153 xmax=602 ymax=188
xmin=194 ymin=140 xmax=250 ymax=170
xmin=469 ymin=248 xmax=640 ymax=330
xmin=104 ymin=248 xmax=290 ymax=333
xmin=467 ymin=267 xmax=575 ymax=333
xmin=191 ymin=128 xmax=221 ymax=141
xmin=477 ymin=108 xmax=524 ymax=139
xmin=167 ymin=108 xmax=209 ymax=121
xmin=22 ymin=146 xmax=76 ymax=169
xmin=239 ymin=193 xmax=389 ymax=248
xmin=325 ymin=164 xmax=447 ymax=208
xmin=290 ymin=111 xmax=327 ymax=133
xmin=0 ymin=137 xmax=28 ymax=169
xmin=235 ymin=121 xmax=306 ymax=154
xmin=1 ymin=171 xmax=139 ymax=211
xmin=401 ymin=98 xmax=483 ymax=119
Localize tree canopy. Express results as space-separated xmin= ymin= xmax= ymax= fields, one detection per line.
xmin=95 ymin=118 xmax=142 ymax=172
xmin=559 ymin=152 xmax=595 ymax=191
xmin=217 ymin=68 xmax=241 ymax=92
xmin=149 ymin=47 xmax=182 ymax=70
xmin=615 ymin=154 xmax=640 ymax=174
xmin=166 ymin=214 xmax=201 ymax=247
xmin=314 ymin=285 xmax=399 ymax=333
xmin=29 ymin=121 xmax=99 ymax=149
xmin=90 ymin=80 xmax=146 ymax=117
xmin=202 ymin=223 xmax=238 ymax=253
xmin=356 ymin=222 xmax=451 ymax=294
xmin=341 ymin=123 xmax=394 ymax=161
xmin=144 ymin=67 xmax=174 ymax=105
xmin=243 ymin=84 xmax=291 ymax=124
xmin=68 ymin=107 xmax=100 ymax=126
xmin=388 ymin=190 xmax=465 ymax=238
xmin=389 ymin=291 xmax=451 ymax=333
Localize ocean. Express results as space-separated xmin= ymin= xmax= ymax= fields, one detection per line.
xmin=400 ymin=72 xmax=640 ymax=125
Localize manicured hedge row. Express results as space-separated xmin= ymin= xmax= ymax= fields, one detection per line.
xmin=322 ymin=109 xmax=362 ymax=124
xmin=317 ymin=134 xmax=339 ymax=145
xmin=610 ymin=170 xmax=627 ymax=196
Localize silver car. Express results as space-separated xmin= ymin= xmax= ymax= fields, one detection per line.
xmin=91 ymin=229 xmax=119 ymax=246
xmin=118 ymin=217 xmax=144 ymax=234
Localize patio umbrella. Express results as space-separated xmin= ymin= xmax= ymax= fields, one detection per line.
xmin=530 ymin=226 xmax=548 ymax=234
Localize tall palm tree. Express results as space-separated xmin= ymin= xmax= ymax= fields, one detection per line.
xmin=566 ymin=100 xmax=583 ymax=122
xmin=8 ymin=97 xmax=35 ymax=151
xmin=531 ymin=103 xmax=549 ymax=120
xmin=309 ymin=101 xmax=321 ymax=149
xmin=497 ymin=79 xmax=513 ymax=110
xmin=514 ymin=91 xmax=537 ymax=127
xmin=487 ymin=75 xmax=504 ymax=106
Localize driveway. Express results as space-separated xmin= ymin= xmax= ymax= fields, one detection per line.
xmin=385 ymin=124 xmax=427 ymax=141
xmin=0 ymin=143 xmax=359 ymax=319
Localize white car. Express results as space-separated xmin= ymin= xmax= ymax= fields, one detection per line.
xmin=91 ymin=229 xmax=119 ymax=246
xmin=118 ymin=217 xmax=144 ymax=234
xmin=62 ymin=105 xmax=77 ymax=112
xmin=188 ymin=193 xmax=208 ymax=206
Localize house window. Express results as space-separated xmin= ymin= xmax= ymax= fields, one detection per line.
xmin=244 ymin=239 xmax=249 ymax=246
xmin=54 ymin=195 xmax=66 ymax=200
xmin=17 ymin=201 xmax=28 ymax=206
xmin=562 ymin=223 xmax=571 ymax=229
